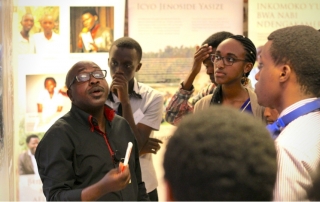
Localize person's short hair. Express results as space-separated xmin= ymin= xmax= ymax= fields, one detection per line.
xmin=163 ymin=106 xmax=277 ymax=201
xmin=110 ymin=37 xmax=143 ymax=62
xmin=82 ymin=8 xmax=98 ymax=17
xmin=308 ymin=163 xmax=320 ymax=200
xmin=26 ymin=134 xmax=39 ymax=144
xmin=21 ymin=13 xmax=34 ymax=22
xmin=44 ymin=77 xmax=56 ymax=87
xmin=201 ymin=31 xmax=233 ymax=48
xmin=40 ymin=14 xmax=54 ymax=23
xmin=268 ymin=25 xmax=320 ymax=97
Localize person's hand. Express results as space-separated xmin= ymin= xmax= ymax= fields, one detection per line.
xmin=90 ymin=42 xmax=98 ymax=52
xmin=191 ymin=44 xmax=213 ymax=74
xmin=110 ymin=70 xmax=130 ymax=104
xmin=100 ymin=163 xmax=131 ymax=193
xmin=140 ymin=137 xmax=163 ymax=155
xmin=81 ymin=163 xmax=131 ymax=201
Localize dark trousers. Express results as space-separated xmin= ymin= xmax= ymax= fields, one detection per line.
xmin=148 ymin=189 xmax=158 ymax=201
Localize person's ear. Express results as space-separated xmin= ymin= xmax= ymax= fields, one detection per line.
xmin=67 ymin=89 xmax=73 ymax=101
xmin=244 ymin=62 xmax=253 ymax=74
xmin=135 ymin=63 xmax=142 ymax=73
xmin=279 ymin=64 xmax=291 ymax=83
xmin=165 ymin=180 xmax=175 ymax=201
xmin=94 ymin=15 xmax=98 ymax=22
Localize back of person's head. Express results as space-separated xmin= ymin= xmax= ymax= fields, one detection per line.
xmin=267 ymin=25 xmax=320 ymax=97
xmin=308 ymin=163 xmax=320 ymax=200
xmin=110 ymin=37 xmax=143 ymax=61
xmin=26 ymin=134 xmax=39 ymax=144
xmin=201 ymin=31 xmax=234 ymax=48
xmin=163 ymin=106 xmax=277 ymax=201
xmin=228 ymin=35 xmax=257 ymax=77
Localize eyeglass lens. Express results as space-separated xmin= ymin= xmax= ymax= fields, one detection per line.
xmin=76 ymin=70 xmax=106 ymax=82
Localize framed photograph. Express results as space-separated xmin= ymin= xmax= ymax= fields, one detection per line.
xmin=70 ymin=6 xmax=114 ymax=53
xmin=25 ymin=74 xmax=70 ymax=133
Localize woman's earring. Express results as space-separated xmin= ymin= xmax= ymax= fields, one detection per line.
xmin=241 ymin=73 xmax=249 ymax=86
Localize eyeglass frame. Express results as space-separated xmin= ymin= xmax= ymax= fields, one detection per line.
xmin=68 ymin=70 xmax=107 ymax=89
xmin=210 ymin=54 xmax=248 ymax=66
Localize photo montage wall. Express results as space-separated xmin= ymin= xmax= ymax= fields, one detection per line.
xmin=128 ymin=0 xmax=245 ymax=100
xmin=16 ymin=0 xmax=125 ymax=147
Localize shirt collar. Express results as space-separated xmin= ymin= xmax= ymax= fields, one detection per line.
xmin=91 ymin=23 xmax=100 ymax=39
xmin=88 ymin=105 xmax=115 ymax=132
xmin=27 ymin=149 xmax=33 ymax=156
xmin=132 ymin=78 xmax=142 ymax=99
xmin=279 ymin=98 xmax=318 ymax=118
xmin=70 ymin=104 xmax=115 ymax=132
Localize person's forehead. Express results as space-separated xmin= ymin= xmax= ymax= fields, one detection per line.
xmin=29 ymin=137 xmax=39 ymax=142
xmin=82 ymin=13 xmax=93 ymax=19
xmin=46 ymin=79 xmax=55 ymax=84
xmin=111 ymin=45 xmax=135 ymax=52
xmin=202 ymin=58 xmax=212 ymax=65
xmin=23 ymin=14 xmax=34 ymax=20
xmin=74 ymin=61 xmax=101 ymax=72
xmin=42 ymin=16 xmax=54 ymax=22
xmin=216 ymin=39 xmax=245 ymax=56
xmin=110 ymin=46 xmax=137 ymax=58
xmin=260 ymin=41 xmax=272 ymax=60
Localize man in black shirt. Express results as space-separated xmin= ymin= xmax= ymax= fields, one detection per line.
xmin=35 ymin=61 xmax=149 ymax=201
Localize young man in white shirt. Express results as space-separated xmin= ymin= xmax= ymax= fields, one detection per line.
xmin=255 ymin=25 xmax=320 ymax=201
xmin=106 ymin=37 xmax=164 ymax=201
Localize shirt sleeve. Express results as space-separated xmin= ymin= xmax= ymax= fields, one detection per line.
xmin=138 ymin=93 xmax=164 ymax=131
xmin=273 ymin=140 xmax=315 ymax=201
xmin=35 ymin=126 xmax=82 ymax=201
xmin=190 ymin=83 xmax=215 ymax=105
xmin=165 ymin=85 xmax=195 ymax=126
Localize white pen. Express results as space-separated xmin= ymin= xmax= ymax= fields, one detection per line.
xmin=122 ymin=142 xmax=133 ymax=170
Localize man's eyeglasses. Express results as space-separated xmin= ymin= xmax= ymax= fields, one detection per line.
xmin=68 ymin=70 xmax=107 ymax=89
xmin=210 ymin=54 xmax=247 ymax=66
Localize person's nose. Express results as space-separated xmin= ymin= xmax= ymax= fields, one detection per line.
xmin=255 ymin=70 xmax=260 ymax=81
xmin=264 ymin=108 xmax=271 ymax=118
xmin=206 ymin=65 xmax=214 ymax=75
xmin=114 ymin=65 xmax=126 ymax=74
xmin=215 ymin=59 xmax=225 ymax=69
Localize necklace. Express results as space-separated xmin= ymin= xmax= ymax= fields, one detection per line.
xmin=241 ymin=100 xmax=251 ymax=113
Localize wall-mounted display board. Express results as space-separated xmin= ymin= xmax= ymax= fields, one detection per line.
xmin=248 ymin=0 xmax=320 ymax=47
xmin=14 ymin=0 xmax=125 ymax=200
xmin=128 ymin=0 xmax=244 ymax=100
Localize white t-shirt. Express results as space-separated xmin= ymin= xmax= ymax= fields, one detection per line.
xmin=37 ymin=88 xmax=63 ymax=121
xmin=18 ymin=33 xmax=35 ymax=54
xmin=33 ymin=32 xmax=61 ymax=54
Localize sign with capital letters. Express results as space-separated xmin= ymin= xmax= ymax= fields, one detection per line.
xmin=248 ymin=0 xmax=320 ymax=47
xmin=128 ymin=0 xmax=244 ymax=94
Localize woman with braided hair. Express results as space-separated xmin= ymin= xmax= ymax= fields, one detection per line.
xmin=194 ymin=35 xmax=266 ymax=123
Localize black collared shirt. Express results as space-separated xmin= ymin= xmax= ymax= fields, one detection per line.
xmin=35 ymin=104 xmax=149 ymax=201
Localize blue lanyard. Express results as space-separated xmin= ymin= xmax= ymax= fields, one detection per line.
xmin=267 ymin=98 xmax=320 ymax=139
